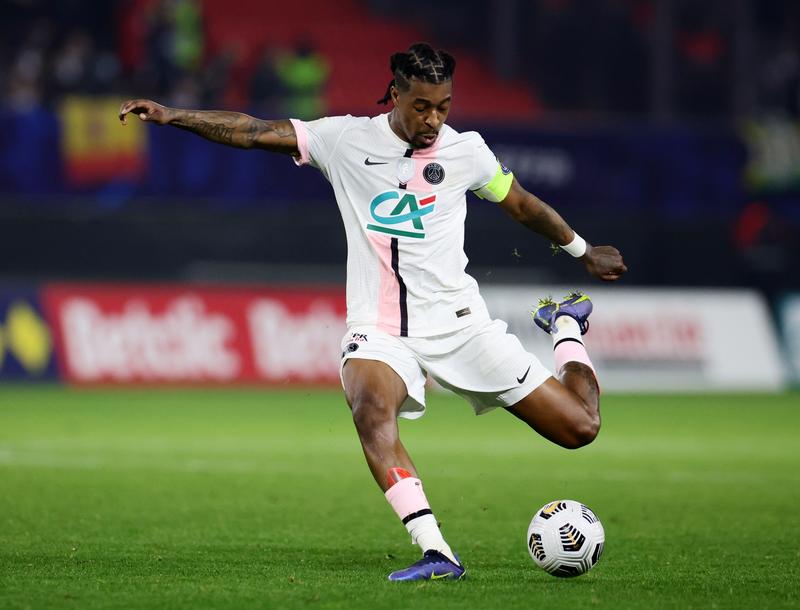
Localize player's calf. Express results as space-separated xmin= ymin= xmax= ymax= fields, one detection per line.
xmin=556 ymin=376 xmax=600 ymax=447
xmin=347 ymin=391 xmax=410 ymax=485
xmin=349 ymin=392 xmax=394 ymax=442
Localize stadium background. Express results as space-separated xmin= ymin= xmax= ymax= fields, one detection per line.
xmin=1 ymin=1 xmax=799 ymax=608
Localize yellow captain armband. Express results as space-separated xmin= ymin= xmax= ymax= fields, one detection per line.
xmin=473 ymin=162 xmax=514 ymax=203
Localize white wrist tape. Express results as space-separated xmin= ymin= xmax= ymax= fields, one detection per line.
xmin=560 ymin=232 xmax=587 ymax=257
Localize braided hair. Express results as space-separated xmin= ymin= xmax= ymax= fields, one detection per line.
xmin=377 ymin=42 xmax=456 ymax=105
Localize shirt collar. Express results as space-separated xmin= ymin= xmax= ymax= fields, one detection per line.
xmin=378 ymin=112 xmax=412 ymax=148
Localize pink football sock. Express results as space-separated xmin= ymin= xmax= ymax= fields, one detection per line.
xmin=552 ymin=316 xmax=599 ymax=390
xmin=384 ymin=471 xmax=457 ymax=564
xmin=385 ymin=477 xmax=431 ymax=524
xmin=554 ymin=339 xmax=596 ymax=374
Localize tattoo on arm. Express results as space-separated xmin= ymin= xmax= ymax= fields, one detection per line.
xmin=171 ymin=111 xmax=239 ymax=145
xmin=170 ymin=111 xmax=296 ymax=153
xmin=242 ymin=118 xmax=295 ymax=149
xmin=187 ymin=120 xmax=236 ymax=144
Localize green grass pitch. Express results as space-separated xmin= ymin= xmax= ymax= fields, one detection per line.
xmin=1 ymin=387 xmax=799 ymax=609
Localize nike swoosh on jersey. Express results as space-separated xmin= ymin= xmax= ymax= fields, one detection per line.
xmin=364 ymin=157 xmax=389 ymax=166
xmin=517 ymin=365 xmax=531 ymax=384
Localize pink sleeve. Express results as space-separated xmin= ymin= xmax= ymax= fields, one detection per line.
xmin=289 ymin=118 xmax=310 ymax=166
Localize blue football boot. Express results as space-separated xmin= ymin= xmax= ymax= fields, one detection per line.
xmin=532 ymin=291 xmax=593 ymax=335
xmin=387 ymin=550 xmax=465 ymax=582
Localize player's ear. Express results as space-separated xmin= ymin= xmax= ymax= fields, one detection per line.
xmin=391 ymin=85 xmax=399 ymax=106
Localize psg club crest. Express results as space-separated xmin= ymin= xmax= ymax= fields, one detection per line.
xmin=423 ymin=162 xmax=445 ymax=185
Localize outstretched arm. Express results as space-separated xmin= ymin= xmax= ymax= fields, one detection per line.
xmin=118 ymin=99 xmax=298 ymax=155
xmin=498 ymin=177 xmax=628 ymax=281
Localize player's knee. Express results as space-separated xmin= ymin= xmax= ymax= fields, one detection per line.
xmin=564 ymin=415 xmax=600 ymax=449
xmin=349 ymin=393 xmax=395 ymax=440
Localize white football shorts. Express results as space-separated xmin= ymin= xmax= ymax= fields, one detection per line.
xmin=339 ymin=319 xmax=552 ymax=419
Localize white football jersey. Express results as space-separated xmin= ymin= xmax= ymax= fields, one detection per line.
xmin=290 ymin=113 xmax=513 ymax=337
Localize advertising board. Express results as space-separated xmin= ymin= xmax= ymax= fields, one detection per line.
xmin=778 ymin=294 xmax=800 ymax=385
xmin=37 ymin=282 xmax=786 ymax=392
xmin=0 ymin=288 xmax=58 ymax=381
xmin=41 ymin=284 xmax=347 ymax=385
xmin=482 ymin=286 xmax=786 ymax=392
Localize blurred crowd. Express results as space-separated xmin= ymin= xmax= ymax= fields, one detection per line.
xmin=753 ymin=1 xmax=800 ymax=119
xmin=377 ymin=0 xmax=800 ymax=121
xmin=1 ymin=0 xmax=799 ymax=121
xmin=2 ymin=1 xmax=120 ymax=110
xmin=521 ymin=0 xmax=800 ymax=119
xmin=1 ymin=0 xmax=329 ymax=118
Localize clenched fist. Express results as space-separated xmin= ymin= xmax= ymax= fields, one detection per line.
xmin=582 ymin=245 xmax=627 ymax=281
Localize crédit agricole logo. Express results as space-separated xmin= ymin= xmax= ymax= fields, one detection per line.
xmin=366 ymin=191 xmax=437 ymax=239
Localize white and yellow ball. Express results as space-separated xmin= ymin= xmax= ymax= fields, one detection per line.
xmin=527 ymin=499 xmax=605 ymax=577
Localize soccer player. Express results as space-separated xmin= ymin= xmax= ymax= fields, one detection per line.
xmin=119 ymin=42 xmax=627 ymax=581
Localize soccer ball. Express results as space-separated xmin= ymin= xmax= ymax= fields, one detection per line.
xmin=526 ymin=499 xmax=605 ymax=577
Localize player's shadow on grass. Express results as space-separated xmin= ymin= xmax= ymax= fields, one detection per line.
xmin=469 ymin=558 xmax=602 ymax=584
